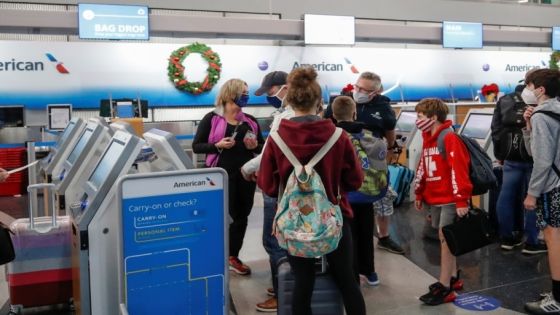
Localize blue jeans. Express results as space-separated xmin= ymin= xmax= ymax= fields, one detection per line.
xmin=497 ymin=160 xmax=538 ymax=245
xmin=262 ymin=193 xmax=287 ymax=295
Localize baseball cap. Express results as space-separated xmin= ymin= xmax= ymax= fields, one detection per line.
xmin=254 ymin=71 xmax=288 ymax=96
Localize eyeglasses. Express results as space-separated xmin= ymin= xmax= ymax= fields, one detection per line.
xmin=354 ymin=84 xmax=375 ymax=94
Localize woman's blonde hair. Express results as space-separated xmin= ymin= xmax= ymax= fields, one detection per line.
xmin=286 ymin=67 xmax=322 ymax=112
xmin=215 ymin=79 xmax=247 ymax=107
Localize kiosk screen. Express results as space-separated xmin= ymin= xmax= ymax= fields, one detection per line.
xmin=89 ymin=140 xmax=126 ymax=188
xmin=67 ymin=128 xmax=93 ymax=164
xmin=57 ymin=120 xmax=76 ymax=147
xmin=395 ymin=111 xmax=417 ymax=133
xmin=461 ymin=113 xmax=493 ymax=140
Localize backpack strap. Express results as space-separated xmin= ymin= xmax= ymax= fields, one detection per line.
xmin=305 ymin=128 xmax=343 ymax=173
xmin=270 ymin=128 xmax=343 ymax=180
xmin=436 ymin=128 xmax=454 ymax=159
xmin=532 ymin=111 xmax=560 ymax=178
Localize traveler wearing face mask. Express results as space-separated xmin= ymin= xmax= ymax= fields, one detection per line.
xmin=520 ymin=69 xmax=560 ymax=315
xmin=414 ymin=98 xmax=473 ymax=306
xmin=326 ymin=72 xmax=403 ymax=256
xmin=193 ymin=78 xmax=264 ymax=277
xmin=240 ymin=71 xmax=292 ymax=312
xmin=490 ymin=77 xmax=547 ymax=255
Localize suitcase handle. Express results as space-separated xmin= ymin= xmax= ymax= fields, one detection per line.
xmin=27 ymin=183 xmax=57 ymax=230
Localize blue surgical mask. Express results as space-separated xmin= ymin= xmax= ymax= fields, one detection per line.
xmin=266 ymin=95 xmax=283 ymax=108
xmin=266 ymin=85 xmax=286 ymax=108
xmin=234 ymin=94 xmax=250 ymax=107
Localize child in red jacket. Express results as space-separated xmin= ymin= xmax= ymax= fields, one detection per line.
xmin=414 ymin=98 xmax=473 ymax=305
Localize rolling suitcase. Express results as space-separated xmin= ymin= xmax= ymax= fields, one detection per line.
xmin=277 ymin=257 xmax=344 ymax=315
xmin=388 ymin=164 xmax=415 ymax=207
xmin=7 ymin=183 xmax=73 ymax=314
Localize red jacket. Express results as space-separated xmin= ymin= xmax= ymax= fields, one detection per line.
xmin=258 ymin=118 xmax=364 ymax=218
xmin=414 ymin=120 xmax=473 ymax=208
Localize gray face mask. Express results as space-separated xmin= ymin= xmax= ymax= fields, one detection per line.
xmin=353 ymin=91 xmax=372 ymax=104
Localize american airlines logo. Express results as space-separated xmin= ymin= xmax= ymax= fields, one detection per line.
xmin=0 ymin=53 xmax=69 ymax=74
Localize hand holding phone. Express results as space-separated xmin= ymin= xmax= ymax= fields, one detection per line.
xmin=244 ymin=131 xmax=258 ymax=150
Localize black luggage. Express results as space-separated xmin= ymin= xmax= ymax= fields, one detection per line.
xmin=442 ymin=207 xmax=494 ymax=256
xmin=277 ymin=257 xmax=343 ymax=315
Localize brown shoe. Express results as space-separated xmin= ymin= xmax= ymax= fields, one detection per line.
xmin=256 ymin=297 xmax=277 ymax=312
xmin=266 ymin=287 xmax=275 ymax=297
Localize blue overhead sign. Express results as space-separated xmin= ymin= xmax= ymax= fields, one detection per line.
xmin=553 ymin=27 xmax=560 ymax=51
xmin=79 ymin=4 xmax=149 ymax=40
xmin=119 ymin=170 xmax=228 ymax=315
xmin=443 ymin=21 xmax=483 ymax=49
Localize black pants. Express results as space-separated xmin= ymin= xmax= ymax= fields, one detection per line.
xmin=287 ymin=218 xmax=366 ymax=315
xmin=350 ymin=203 xmax=375 ymax=278
xmin=228 ymin=170 xmax=256 ymax=257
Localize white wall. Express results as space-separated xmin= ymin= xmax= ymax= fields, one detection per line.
xmin=2 ymin=0 xmax=559 ymax=27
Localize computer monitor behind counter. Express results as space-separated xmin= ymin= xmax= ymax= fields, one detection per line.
xmin=100 ymin=99 xmax=148 ymax=118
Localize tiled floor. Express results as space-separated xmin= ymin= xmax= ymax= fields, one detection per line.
xmin=0 ymin=192 xmax=549 ymax=314
xmin=231 ymin=194 xmax=524 ymax=315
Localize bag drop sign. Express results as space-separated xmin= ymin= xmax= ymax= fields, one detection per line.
xmin=79 ymin=3 xmax=149 ymax=40
xmin=454 ymin=294 xmax=501 ymax=311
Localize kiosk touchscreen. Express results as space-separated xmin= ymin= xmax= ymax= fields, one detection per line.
xmin=53 ymin=119 xmax=112 ymax=208
xmin=459 ymin=110 xmax=494 ymax=150
xmin=143 ymin=128 xmax=194 ymax=171
xmin=70 ymin=130 xmax=145 ymax=315
xmin=43 ymin=117 xmax=85 ymax=175
xmin=395 ymin=110 xmax=417 ymax=146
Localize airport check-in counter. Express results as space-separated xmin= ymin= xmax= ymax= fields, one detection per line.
xmin=52 ymin=118 xmax=112 ymax=211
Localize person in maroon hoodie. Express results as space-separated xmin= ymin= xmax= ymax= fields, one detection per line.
xmin=258 ymin=67 xmax=366 ymax=315
xmin=414 ymin=98 xmax=473 ymax=306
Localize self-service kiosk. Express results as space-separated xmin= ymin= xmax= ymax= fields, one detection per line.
xmin=52 ymin=118 xmax=112 ymax=210
xmin=42 ymin=117 xmax=85 ymax=176
xmin=70 ymin=130 xmax=145 ymax=315
xmin=143 ymin=128 xmax=194 ymax=171
xmin=458 ymin=108 xmax=496 ymax=162
xmin=458 ymin=108 xmax=496 ymax=211
xmin=110 ymin=120 xmax=136 ymax=135
xmin=71 ymin=128 xmax=196 ymax=315
xmin=395 ymin=110 xmax=423 ymax=171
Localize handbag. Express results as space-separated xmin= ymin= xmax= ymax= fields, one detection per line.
xmin=0 ymin=223 xmax=15 ymax=265
xmin=442 ymin=207 xmax=493 ymax=256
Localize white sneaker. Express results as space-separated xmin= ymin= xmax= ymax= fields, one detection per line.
xmin=525 ymin=294 xmax=560 ymax=314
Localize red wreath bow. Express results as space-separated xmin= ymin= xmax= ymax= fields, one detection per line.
xmin=481 ymin=83 xmax=499 ymax=96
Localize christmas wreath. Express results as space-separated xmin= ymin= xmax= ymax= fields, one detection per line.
xmin=550 ymin=51 xmax=560 ymax=70
xmin=168 ymin=43 xmax=221 ymax=95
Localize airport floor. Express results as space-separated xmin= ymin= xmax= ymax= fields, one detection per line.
xmin=0 ymin=192 xmax=552 ymax=314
